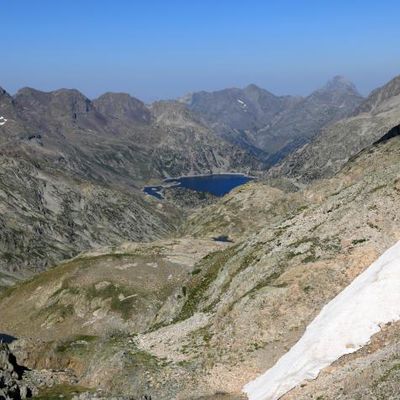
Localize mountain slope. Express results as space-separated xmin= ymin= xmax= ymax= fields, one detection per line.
xmin=147 ymin=100 xmax=261 ymax=177
xmin=270 ymin=75 xmax=400 ymax=183
xmin=3 ymin=123 xmax=400 ymax=399
xmin=0 ymin=154 xmax=180 ymax=281
xmin=257 ymin=76 xmax=364 ymax=164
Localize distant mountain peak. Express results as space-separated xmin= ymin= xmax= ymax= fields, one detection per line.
xmin=322 ymin=75 xmax=359 ymax=94
xmin=16 ymin=86 xmax=45 ymax=97
xmin=0 ymin=87 xmax=11 ymax=100
xmin=14 ymin=87 xmax=94 ymax=115
xmin=93 ymin=92 xmax=151 ymax=123
xmin=244 ymin=83 xmax=276 ymax=99
xmin=245 ymin=83 xmax=262 ymax=91
xmin=52 ymin=88 xmax=89 ymax=99
xmin=177 ymin=92 xmax=194 ymax=105
xmin=332 ymin=75 xmax=351 ymax=84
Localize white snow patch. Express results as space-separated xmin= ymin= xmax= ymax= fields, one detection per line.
xmin=0 ymin=116 xmax=7 ymax=126
xmin=243 ymin=240 xmax=400 ymax=400
xmin=237 ymin=99 xmax=247 ymax=107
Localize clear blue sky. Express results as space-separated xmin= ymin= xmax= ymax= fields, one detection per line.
xmin=1 ymin=0 xmax=400 ymax=101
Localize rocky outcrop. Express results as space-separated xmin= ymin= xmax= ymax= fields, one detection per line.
xmin=0 ymin=341 xmax=82 ymax=400
xmin=0 ymin=343 xmax=32 ymax=400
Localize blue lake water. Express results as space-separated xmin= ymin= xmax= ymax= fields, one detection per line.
xmin=143 ymin=185 xmax=164 ymax=200
xmin=144 ymin=174 xmax=253 ymax=199
xmin=0 ymin=333 xmax=17 ymax=344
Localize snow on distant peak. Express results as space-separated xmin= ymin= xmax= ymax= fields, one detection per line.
xmin=237 ymin=99 xmax=248 ymax=112
xmin=0 ymin=116 xmax=7 ymax=126
xmin=243 ymin=240 xmax=400 ymax=400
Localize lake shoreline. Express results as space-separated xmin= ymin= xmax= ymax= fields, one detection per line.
xmin=164 ymin=172 xmax=257 ymax=181
xmin=143 ymin=172 xmax=254 ymax=199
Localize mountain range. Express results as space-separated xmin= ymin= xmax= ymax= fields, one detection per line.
xmin=0 ymin=76 xmax=365 ymax=278
xmin=0 ymin=85 xmax=260 ymax=279
xmin=182 ymin=76 xmax=364 ymax=164
xmin=0 ymin=86 xmax=258 ymax=186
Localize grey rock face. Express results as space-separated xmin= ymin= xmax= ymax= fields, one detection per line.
xmin=182 ymin=84 xmax=298 ymax=159
xmin=14 ymin=87 xmax=107 ymax=134
xmin=183 ymin=84 xmax=296 ymax=132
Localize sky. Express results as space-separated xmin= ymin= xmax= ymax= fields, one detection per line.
xmin=1 ymin=0 xmax=400 ymax=101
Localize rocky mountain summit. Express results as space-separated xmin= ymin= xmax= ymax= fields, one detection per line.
xmin=93 ymin=92 xmax=152 ymax=124
xmin=256 ymin=76 xmax=364 ymax=164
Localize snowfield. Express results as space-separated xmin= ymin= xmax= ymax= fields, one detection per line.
xmin=0 ymin=116 xmax=7 ymax=126
xmin=243 ymin=240 xmax=400 ymax=400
